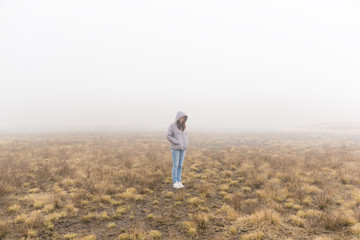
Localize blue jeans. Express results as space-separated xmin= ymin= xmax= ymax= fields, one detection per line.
xmin=171 ymin=149 xmax=186 ymax=184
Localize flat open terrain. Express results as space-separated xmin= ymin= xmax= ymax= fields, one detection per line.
xmin=1 ymin=131 xmax=360 ymax=240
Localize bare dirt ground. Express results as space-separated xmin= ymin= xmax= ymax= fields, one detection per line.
xmin=1 ymin=131 xmax=360 ymax=240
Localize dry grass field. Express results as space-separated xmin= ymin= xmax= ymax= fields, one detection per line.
xmin=1 ymin=131 xmax=360 ymax=240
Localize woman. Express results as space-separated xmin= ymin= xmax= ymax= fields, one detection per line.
xmin=166 ymin=111 xmax=188 ymax=189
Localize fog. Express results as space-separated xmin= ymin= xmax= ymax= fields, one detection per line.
xmin=1 ymin=1 xmax=360 ymax=134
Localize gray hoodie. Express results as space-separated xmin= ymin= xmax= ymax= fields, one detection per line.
xmin=166 ymin=111 xmax=188 ymax=150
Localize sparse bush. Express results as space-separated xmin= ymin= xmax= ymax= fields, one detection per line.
xmin=192 ymin=212 xmax=209 ymax=229
xmin=313 ymin=191 xmax=333 ymax=210
xmin=322 ymin=209 xmax=356 ymax=230
xmin=231 ymin=192 xmax=242 ymax=211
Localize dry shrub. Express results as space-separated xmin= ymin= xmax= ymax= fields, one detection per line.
xmin=242 ymin=199 xmax=259 ymax=215
xmin=0 ymin=181 xmax=12 ymax=196
xmin=122 ymin=157 xmax=133 ymax=169
xmin=211 ymin=150 xmax=226 ymax=163
xmin=322 ymin=209 xmax=356 ymax=230
xmin=187 ymin=197 xmax=204 ymax=207
xmin=70 ymin=189 xmax=89 ymax=207
xmin=251 ymin=173 xmax=267 ymax=189
xmin=149 ymin=230 xmax=162 ymax=239
xmin=270 ymin=155 xmax=297 ymax=175
xmin=118 ymin=187 xmax=143 ymax=201
xmin=82 ymin=179 xmax=98 ymax=195
xmin=353 ymin=206 xmax=360 ymax=221
xmin=297 ymin=209 xmax=323 ymax=222
xmin=289 ymin=215 xmax=305 ymax=227
xmin=0 ymin=156 xmax=30 ymax=194
xmin=232 ymin=192 xmax=242 ymax=211
xmin=247 ymin=208 xmax=281 ymax=226
xmin=0 ymin=220 xmax=9 ymax=238
xmin=312 ymin=191 xmax=333 ymax=210
xmin=236 ymin=208 xmax=283 ymax=233
xmin=241 ymin=231 xmax=264 ymax=240
xmin=33 ymin=159 xmax=52 ymax=182
xmin=183 ymin=221 xmax=197 ymax=236
xmin=94 ymin=180 xmax=117 ymax=195
xmin=313 ymin=236 xmax=332 ymax=240
xmin=174 ymin=191 xmax=185 ymax=201
xmin=143 ymin=169 xmax=166 ymax=190
xmin=351 ymin=222 xmax=360 ymax=234
xmin=191 ymin=213 xmax=210 ymax=229
xmin=218 ymin=204 xmax=238 ymax=220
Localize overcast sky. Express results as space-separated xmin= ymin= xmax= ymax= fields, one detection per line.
xmin=1 ymin=0 xmax=359 ymax=133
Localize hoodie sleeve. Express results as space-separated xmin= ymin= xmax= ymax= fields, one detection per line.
xmin=167 ymin=124 xmax=179 ymax=145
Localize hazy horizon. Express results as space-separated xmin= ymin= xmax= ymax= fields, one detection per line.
xmin=1 ymin=1 xmax=359 ymax=134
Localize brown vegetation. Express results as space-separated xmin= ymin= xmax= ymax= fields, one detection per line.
xmin=0 ymin=131 xmax=360 ymax=239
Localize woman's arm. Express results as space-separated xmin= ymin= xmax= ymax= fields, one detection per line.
xmin=166 ymin=124 xmax=178 ymax=145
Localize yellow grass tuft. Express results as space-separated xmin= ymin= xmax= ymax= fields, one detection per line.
xmin=302 ymin=195 xmax=313 ymax=205
xmin=229 ymin=225 xmax=237 ymax=235
xmin=101 ymin=211 xmax=110 ymax=220
xmin=220 ymin=184 xmax=230 ymax=192
xmin=64 ymin=233 xmax=78 ymax=239
xmin=297 ymin=209 xmax=322 ymax=219
xmin=245 ymin=208 xmax=281 ymax=226
xmin=118 ymin=187 xmax=144 ymax=201
xmin=183 ymin=221 xmax=197 ymax=236
xmin=28 ymin=188 xmax=40 ymax=193
xmin=192 ymin=212 xmax=209 ymax=229
xmin=187 ymin=197 xmax=204 ymax=206
xmin=79 ymin=235 xmax=97 ymax=240
xmin=27 ymin=229 xmax=37 ymax=237
xmin=82 ymin=213 xmax=96 ymax=223
xmin=302 ymin=184 xmax=321 ymax=194
xmin=14 ymin=213 xmax=27 ymax=223
xmin=115 ymin=206 xmax=127 ymax=217
xmin=108 ymin=222 xmax=116 ymax=228
xmin=351 ymin=222 xmax=360 ymax=234
xmin=242 ymin=186 xmax=252 ymax=192
xmin=165 ymin=191 xmax=174 ymax=198
xmin=289 ymin=215 xmax=305 ymax=227
xmin=241 ymin=231 xmax=264 ymax=240
xmin=218 ymin=204 xmax=238 ymax=220
xmin=313 ymin=236 xmax=332 ymax=240
xmin=7 ymin=204 xmax=21 ymax=213
xmin=149 ymin=230 xmax=162 ymax=239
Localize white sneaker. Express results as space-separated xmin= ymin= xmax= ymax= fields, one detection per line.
xmin=178 ymin=182 xmax=184 ymax=188
xmin=173 ymin=182 xmax=181 ymax=188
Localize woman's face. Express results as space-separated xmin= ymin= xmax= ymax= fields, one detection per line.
xmin=179 ymin=117 xmax=185 ymax=124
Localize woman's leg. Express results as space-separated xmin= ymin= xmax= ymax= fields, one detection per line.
xmin=172 ymin=150 xmax=180 ymax=184
xmin=177 ymin=150 xmax=186 ymax=183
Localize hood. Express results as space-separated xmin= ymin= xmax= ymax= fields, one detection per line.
xmin=175 ymin=111 xmax=188 ymax=122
